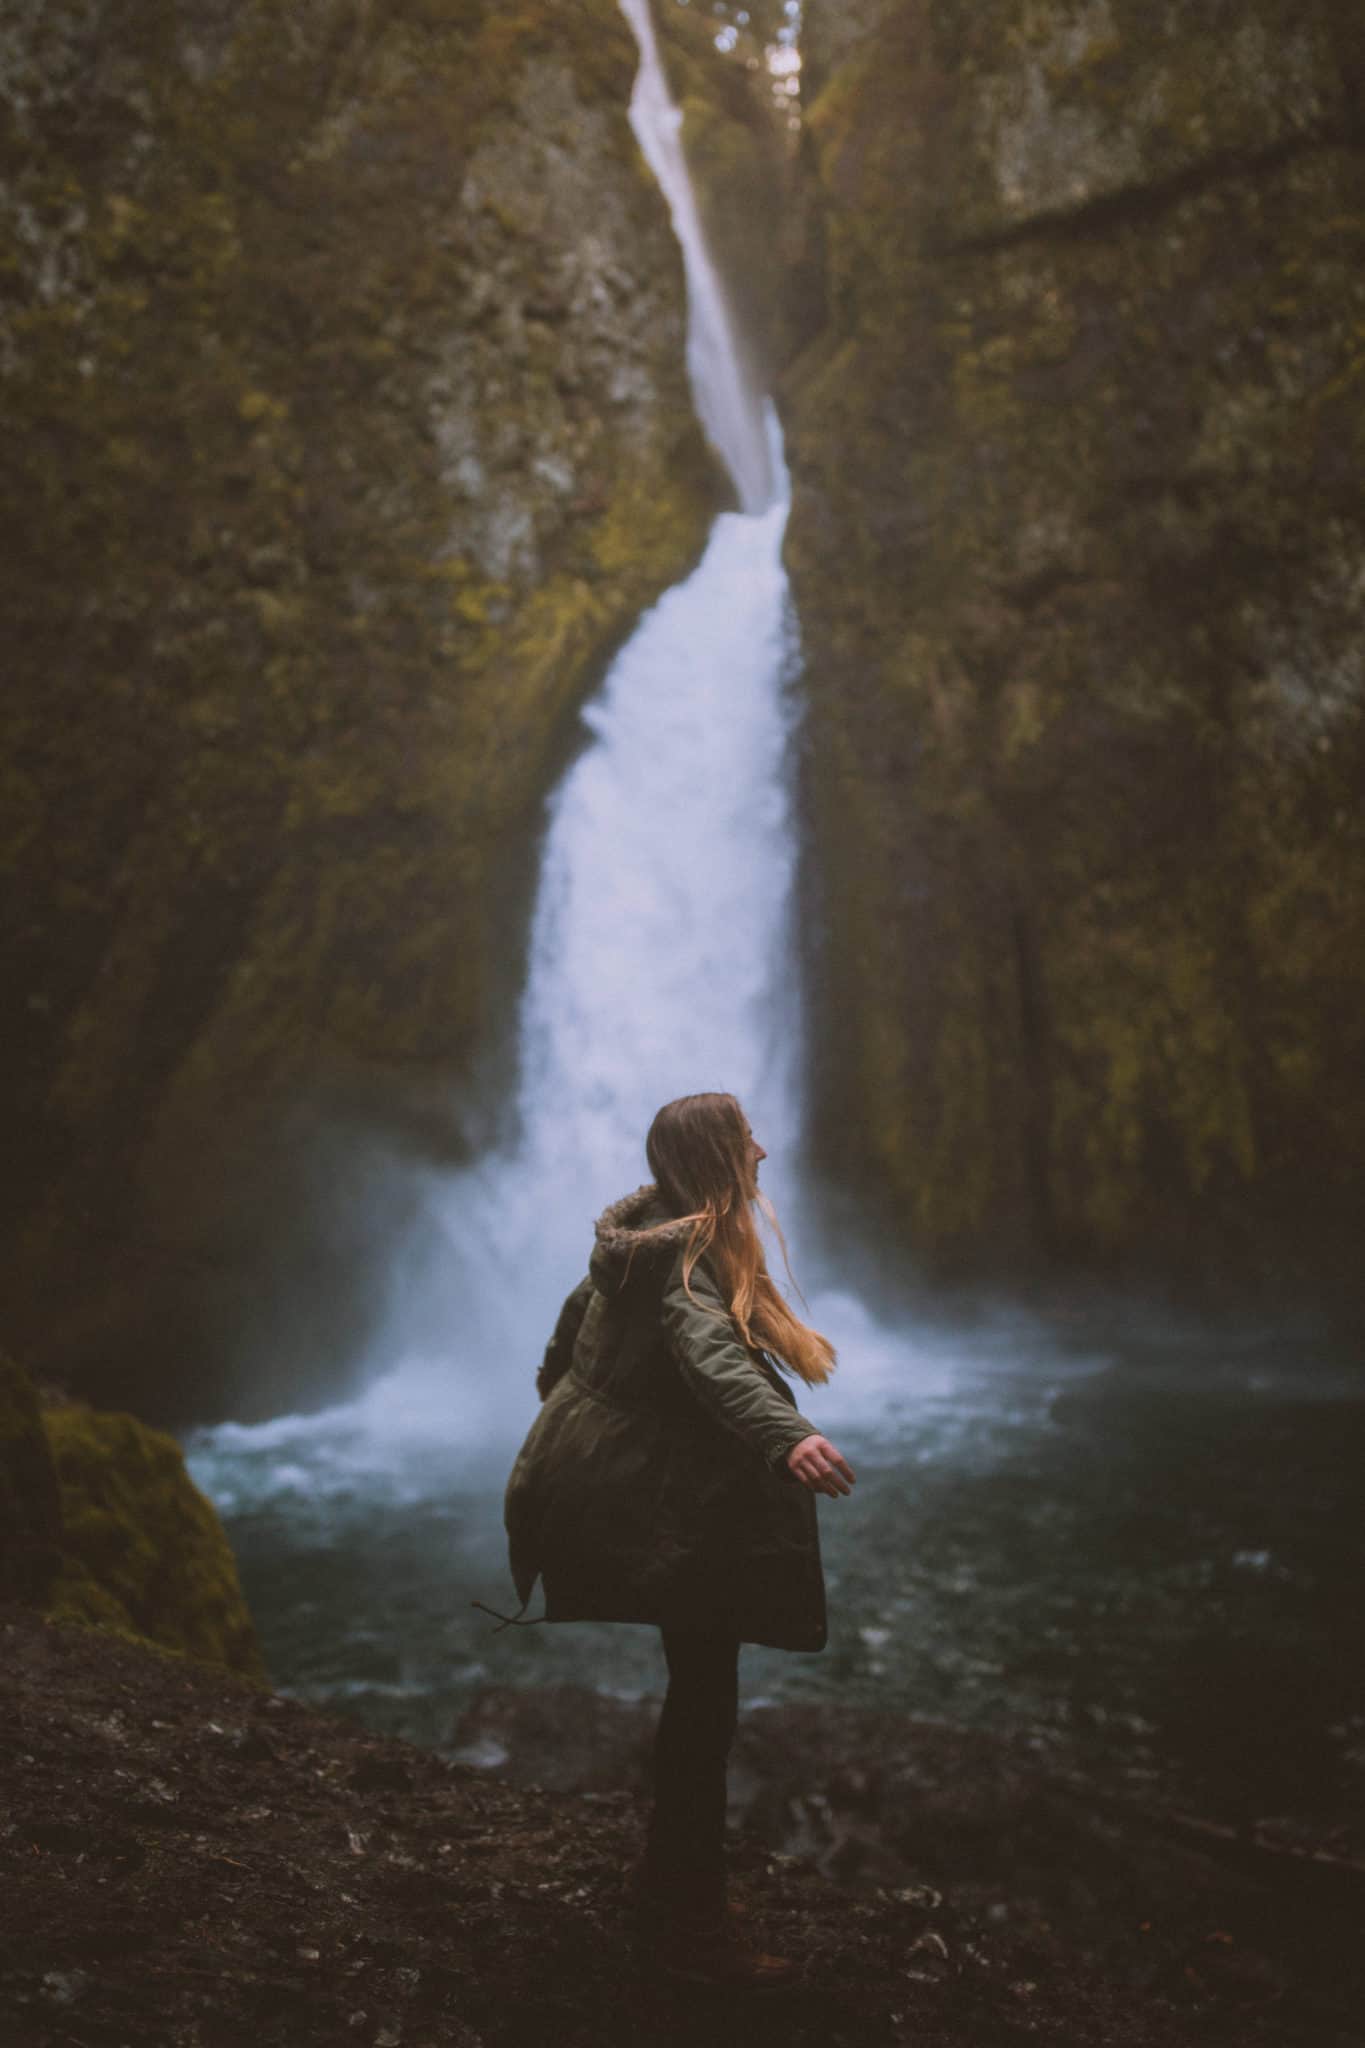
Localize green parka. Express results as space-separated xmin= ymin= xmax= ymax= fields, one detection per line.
xmin=504 ymin=1185 xmax=827 ymax=1651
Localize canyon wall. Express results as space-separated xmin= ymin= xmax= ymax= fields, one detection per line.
xmin=787 ymin=0 xmax=1365 ymax=1312
xmin=2 ymin=0 xmax=727 ymax=1414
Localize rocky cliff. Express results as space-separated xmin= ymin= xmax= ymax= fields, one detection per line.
xmin=1 ymin=0 xmax=724 ymax=1417
xmin=787 ymin=1 xmax=1365 ymax=1312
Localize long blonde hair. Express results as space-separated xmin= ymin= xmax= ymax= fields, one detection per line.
xmin=645 ymin=1092 xmax=835 ymax=1388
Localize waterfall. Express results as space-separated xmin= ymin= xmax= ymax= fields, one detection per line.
xmin=474 ymin=3 xmax=803 ymax=1261
xmin=319 ymin=0 xmax=813 ymax=1446
xmin=617 ymin=0 xmax=775 ymax=513
xmin=180 ymin=2 xmax=1240 ymax=1764
xmin=196 ymin=0 xmax=832 ymax=1462
xmin=509 ymin=451 xmax=803 ymax=1223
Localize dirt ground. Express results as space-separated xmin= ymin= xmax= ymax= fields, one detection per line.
xmin=4 ymin=1604 xmax=1362 ymax=2048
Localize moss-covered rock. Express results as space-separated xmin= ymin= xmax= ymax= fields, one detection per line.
xmin=2 ymin=1347 xmax=261 ymax=1676
xmin=787 ymin=1 xmax=1365 ymax=1310
xmin=43 ymin=1403 xmax=265 ymax=1681
xmin=0 ymin=0 xmax=729 ymax=1415
xmin=0 ymin=1351 xmax=63 ymax=1605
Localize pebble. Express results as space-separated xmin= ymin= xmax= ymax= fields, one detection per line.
xmin=891 ymin=1884 xmax=943 ymax=1909
xmin=42 ymin=1970 xmax=91 ymax=2005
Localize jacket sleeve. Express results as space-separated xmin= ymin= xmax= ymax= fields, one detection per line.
xmin=661 ymin=1258 xmax=817 ymax=1468
xmin=536 ymin=1276 xmax=593 ymax=1402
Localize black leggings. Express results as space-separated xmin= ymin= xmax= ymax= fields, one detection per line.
xmin=643 ymin=1625 xmax=740 ymax=1912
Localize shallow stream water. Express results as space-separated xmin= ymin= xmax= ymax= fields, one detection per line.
xmin=187 ymin=1310 xmax=1364 ymax=1834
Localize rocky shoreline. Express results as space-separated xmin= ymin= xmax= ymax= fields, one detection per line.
xmin=6 ymin=1606 xmax=1363 ymax=2047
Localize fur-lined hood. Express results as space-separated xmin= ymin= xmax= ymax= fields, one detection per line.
xmin=588 ymin=1183 xmax=690 ymax=1296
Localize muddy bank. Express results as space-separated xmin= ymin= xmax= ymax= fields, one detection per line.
xmin=5 ymin=1607 xmax=1363 ymax=2047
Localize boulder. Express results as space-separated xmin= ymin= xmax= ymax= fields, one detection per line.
xmin=1 ymin=1347 xmax=262 ymax=1678
xmin=44 ymin=1402 xmax=267 ymax=1681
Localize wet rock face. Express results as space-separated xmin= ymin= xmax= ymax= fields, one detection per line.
xmin=929 ymin=0 xmax=1355 ymax=235
xmin=799 ymin=0 xmax=900 ymax=97
xmin=429 ymin=50 xmax=700 ymax=589
xmin=787 ymin=0 xmax=1365 ymax=1305
xmin=1 ymin=0 xmax=723 ymax=1416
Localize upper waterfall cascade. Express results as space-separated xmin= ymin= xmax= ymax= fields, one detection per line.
xmin=617 ymin=0 xmax=776 ymax=513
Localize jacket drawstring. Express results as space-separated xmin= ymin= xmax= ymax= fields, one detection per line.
xmin=471 ymin=1596 xmax=547 ymax=1632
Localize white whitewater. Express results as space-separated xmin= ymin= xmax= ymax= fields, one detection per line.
xmin=502 ymin=0 xmax=797 ymax=1247
xmin=510 ymin=458 xmax=802 ymax=1223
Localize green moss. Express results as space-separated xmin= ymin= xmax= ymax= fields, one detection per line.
xmin=4 ymin=1351 xmax=260 ymax=1678
xmin=1 ymin=1352 xmax=64 ymax=1604
xmin=43 ymin=1406 xmax=266 ymax=1682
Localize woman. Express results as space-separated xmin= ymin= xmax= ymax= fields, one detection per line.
xmin=503 ymin=1091 xmax=855 ymax=1986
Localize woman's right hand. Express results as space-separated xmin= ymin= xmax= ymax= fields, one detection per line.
xmin=786 ymin=1434 xmax=856 ymax=1497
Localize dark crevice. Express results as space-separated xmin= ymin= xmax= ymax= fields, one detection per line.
xmin=934 ymin=125 xmax=1359 ymax=259
xmin=1003 ymin=564 xmax=1091 ymax=611
xmin=1008 ymin=897 xmax=1058 ymax=1261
